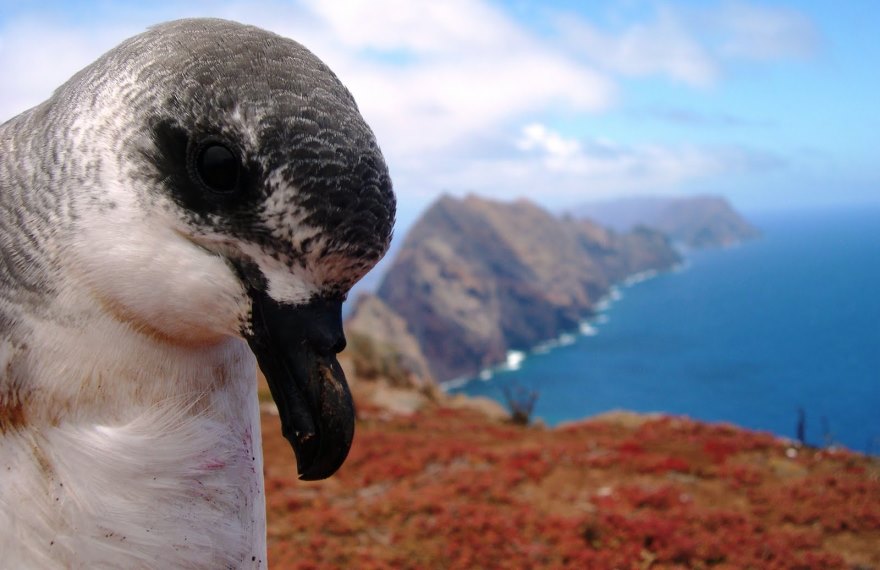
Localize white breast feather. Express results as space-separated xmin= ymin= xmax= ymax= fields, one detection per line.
xmin=0 ymin=305 xmax=267 ymax=569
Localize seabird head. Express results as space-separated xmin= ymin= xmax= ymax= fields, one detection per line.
xmin=39 ymin=18 xmax=395 ymax=479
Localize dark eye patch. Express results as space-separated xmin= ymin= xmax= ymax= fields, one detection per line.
xmin=146 ymin=119 xmax=265 ymax=218
xmin=196 ymin=142 xmax=241 ymax=194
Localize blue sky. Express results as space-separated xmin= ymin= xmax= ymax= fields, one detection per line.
xmin=1 ymin=0 xmax=877 ymax=231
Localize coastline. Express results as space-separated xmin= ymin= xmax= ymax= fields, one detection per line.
xmin=442 ymin=261 xmax=687 ymax=392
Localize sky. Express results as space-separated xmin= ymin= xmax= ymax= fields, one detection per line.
xmin=1 ymin=0 xmax=878 ymax=234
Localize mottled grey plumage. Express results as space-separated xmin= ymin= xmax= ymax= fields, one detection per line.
xmin=0 ymin=19 xmax=394 ymax=567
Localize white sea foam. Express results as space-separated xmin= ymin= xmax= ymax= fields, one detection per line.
xmin=441 ymin=377 xmax=470 ymax=391
xmin=595 ymin=284 xmax=625 ymax=313
xmin=533 ymin=339 xmax=558 ymax=354
xmin=623 ymin=268 xmax=658 ymax=287
xmin=558 ymin=333 xmax=576 ymax=346
xmin=503 ymin=350 xmax=526 ymax=371
xmin=579 ymin=322 xmax=598 ymax=336
xmin=478 ymin=369 xmax=493 ymax=381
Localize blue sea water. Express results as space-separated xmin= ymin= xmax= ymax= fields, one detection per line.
xmin=449 ymin=206 xmax=880 ymax=453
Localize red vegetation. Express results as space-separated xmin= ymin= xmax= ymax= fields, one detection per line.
xmin=262 ymin=405 xmax=880 ymax=569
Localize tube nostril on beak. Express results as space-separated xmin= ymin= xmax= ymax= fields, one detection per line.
xmin=303 ymin=297 xmax=346 ymax=356
xmin=307 ymin=327 xmax=346 ymax=356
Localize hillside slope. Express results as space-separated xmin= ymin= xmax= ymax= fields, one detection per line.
xmin=262 ymin=402 xmax=880 ymax=569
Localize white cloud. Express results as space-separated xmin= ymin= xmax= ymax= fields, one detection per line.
xmin=355 ymin=54 xmax=612 ymax=157
xmin=420 ymin=123 xmax=785 ymax=211
xmin=715 ymin=1 xmax=819 ymax=61
xmin=552 ymin=1 xmax=819 ymax=86
xmin=303 ymin=0 xmax=526 ymax=55
xmin=554 ymin=6 xmax=719 ymax=87
xmin=277 ymin=0 xmax=617 ymax=160
xmin=517 ymin=123 xmax=582 ymax=171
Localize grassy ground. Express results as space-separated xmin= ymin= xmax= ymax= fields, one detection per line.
xmin=261 ymin=400 xmax=880 ymax=569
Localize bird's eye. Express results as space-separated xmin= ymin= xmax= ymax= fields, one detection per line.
xmin=195 ymin=143 xmax=240 ymax=193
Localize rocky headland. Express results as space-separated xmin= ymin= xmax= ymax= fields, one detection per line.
xmin=571 ymin=195 xmax=761 ymax=248
xmin=347 ymin=194 xmax=682 ymax=383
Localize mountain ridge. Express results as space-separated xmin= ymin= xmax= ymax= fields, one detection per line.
xmin=570 ymin=195 xmax=761 ymax=248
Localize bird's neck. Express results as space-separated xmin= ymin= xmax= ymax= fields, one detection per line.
xmin=34 ymin=302 xmax=251 ymax=410
xmin=0 ymin=306 xmax=268 ymax=569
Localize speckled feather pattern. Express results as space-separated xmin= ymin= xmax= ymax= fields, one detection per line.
xmin=0 ymin=18 xmax=394 ymax=568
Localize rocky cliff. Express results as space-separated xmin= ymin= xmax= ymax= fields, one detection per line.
xmin=355 ymin=195 xmax=681 ymax=383
xmin=344 ymin=294 xmax=434 ymax=388
xmin=571 ymin=195 xmax=760 ymax=248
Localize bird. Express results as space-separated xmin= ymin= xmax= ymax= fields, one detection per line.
xmin=0 ymin=18 xmax=395 ymax=569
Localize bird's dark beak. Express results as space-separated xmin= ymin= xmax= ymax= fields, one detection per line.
xmin=244 ymin=291 xmax=354 ymax=481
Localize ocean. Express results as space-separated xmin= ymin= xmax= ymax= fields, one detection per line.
xmin=449 ymin=206 xmax=880 ymax=454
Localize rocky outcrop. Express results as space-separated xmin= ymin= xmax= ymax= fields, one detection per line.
xmin=344 ymin=294 xmax=434 ymax=389
xmin=571 ymin=195 xmax=760 ymax=248
xmin=363 ymin=195 xmax=681 ymax=382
